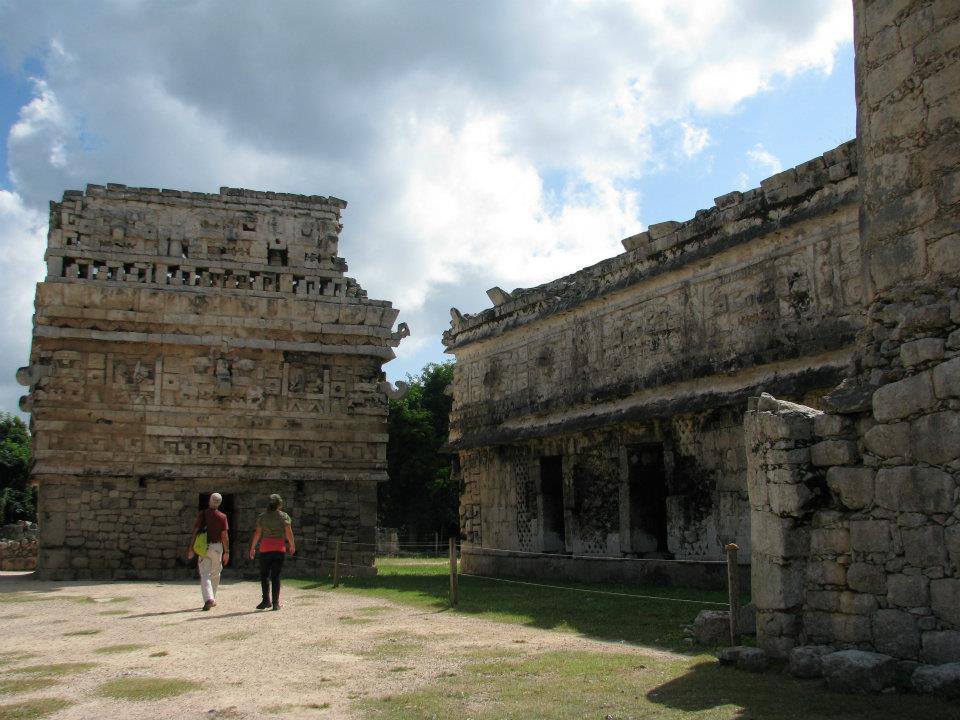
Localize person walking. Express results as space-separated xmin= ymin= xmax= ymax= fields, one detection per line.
xmin=187 ymin=492 xmax=230 ymax=611
xmin=248 ymin=493 xmax=295 ymax=610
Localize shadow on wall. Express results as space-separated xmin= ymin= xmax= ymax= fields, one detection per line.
xmin=645 ymin=660 xmax=960 ymax=719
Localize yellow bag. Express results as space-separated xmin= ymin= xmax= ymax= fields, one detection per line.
xmin=193 ymin=530 xmax=208 ymax=558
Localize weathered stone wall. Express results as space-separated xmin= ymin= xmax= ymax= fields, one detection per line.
xmin=743 ymin=0 xmax=960 ymax=664
xmin=447 ymin=140 xmax=864 ymax=567
xmin=19 ymin=184 xmax=404 ymax=579
xmin=458 ymin=410 xmax=754 ymax=561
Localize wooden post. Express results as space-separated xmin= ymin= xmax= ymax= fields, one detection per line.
xmin=332 ymin=538 xmax=341 ymax=589
xmin=449 ymin=537 xmax=458 ymax=606
xmin=725 ymin=543 xmax=740 ymax=646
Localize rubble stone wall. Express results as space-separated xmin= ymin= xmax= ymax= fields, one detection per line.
xmin=744 ymin=0 xmax=960 ymax=663
xmin=19 ymin=184 xmax=403 ymax=580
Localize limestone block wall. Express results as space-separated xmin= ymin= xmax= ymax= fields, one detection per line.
xmin=19 ymin=184 xmax=404 ymax=580
xmin=740 ymin=0 xmax=960 ymax=666
xmin=746 ymin=376 xmax=960 ymax=664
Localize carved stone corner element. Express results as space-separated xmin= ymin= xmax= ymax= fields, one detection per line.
xmin=378 ymin=380 xmax=410 ymax=401
xmin=16 ymin=365 xmax=49 ymax=387
xmin=486 ymin=286 xmax=511 ymax=306
xmin=18 ymin=395 xmax=33 ymax=413
xmin=450 ymin=307 xmax=464 ymax=331
xmin=390 ymin=322 xmax=411 ymax=346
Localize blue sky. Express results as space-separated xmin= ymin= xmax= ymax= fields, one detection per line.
xmin=0 ymin=0 xmax=855 ymax=414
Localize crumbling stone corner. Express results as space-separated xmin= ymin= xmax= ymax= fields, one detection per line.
xmin=745 ymin=392 xmax=823 ymax=657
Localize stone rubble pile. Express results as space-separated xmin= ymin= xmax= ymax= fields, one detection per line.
xmin=0 ymin=522 xmax=38 ymax=571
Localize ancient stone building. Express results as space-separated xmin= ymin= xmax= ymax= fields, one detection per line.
xmin=17 ymin=184 xmax=406 ymax=580
xmin=445 ymin=0 xmax=960 ymax=639
xmin=444 ymin=137 xmax=864 ymax=585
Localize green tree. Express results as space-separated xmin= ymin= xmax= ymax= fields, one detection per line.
xmin=382 ymin=361 xmax=457 ymax=541
xmin=0 ymin=413 xmax=35 ymax=524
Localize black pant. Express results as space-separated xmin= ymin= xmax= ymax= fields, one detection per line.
xmin=259 ymin=552 xmax=285 ymax=604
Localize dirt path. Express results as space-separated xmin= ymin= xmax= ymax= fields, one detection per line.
xmin=0 ymin=572 xmax=683 ymax=719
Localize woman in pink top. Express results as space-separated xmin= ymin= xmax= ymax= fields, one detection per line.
xmin=248 ymin=494 xmax=296 ymax=610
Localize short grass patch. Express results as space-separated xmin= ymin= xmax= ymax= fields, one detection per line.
xmin=0 ymin=678 xmax=58 ymax=696
xmin=0 ymin=698 xmax=72 ymax=719
xmin=63 ymin=629 xmax=101 ymax=637
xmin=216 ymin=631 xmax=252 ymax=642
xmin=361 ymin=650 xmax=960 ymax=720
xmin=362 ymin=640 xmax=422 ymax=660
xmin=353 ymin=605 xmax=392 ymax=616
xmin=0 ymin=594 xmax=44 ymax=605
xmin=75 ymin=595 xmax=130 ymax=605
xmin=96 ymin=677 xmax=201 ymax=701
xmin=149 ymin=651 xmax=169 ymax=658
xmin=97 ymin=609 xmax=129 ymax=616
xmin=337 ymin=616 xmax=372 ymax=625
xmin=0 ymin=655 xmax=36 ymax=669
xmin=262 ymin=703 xmax=329 ymax=714
xmin=8 ymin=663 xmax=95 ymax=677
xmin=94 ymin=643 xmax=148 ymax=654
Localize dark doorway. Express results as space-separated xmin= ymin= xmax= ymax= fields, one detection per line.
xmin=627 ymin=445 xmax=669 ymax=554
xmin=197 ymin=492 xmax=235 ymax=564
xmin=539 ymin=456 xmax=565 ymax=552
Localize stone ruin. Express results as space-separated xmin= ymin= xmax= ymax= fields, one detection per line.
xmin=0 ymin=522 xmax=38 ymax=571
xmin=444 ymin=0 xmax=960 ymax=672
xmin=445 ymin=136 xmax=862 ymax=592
xmin=17 ymin=183 xmax=407 ymax=579
xmin=742 ymin=0 xmax=960 ymax=670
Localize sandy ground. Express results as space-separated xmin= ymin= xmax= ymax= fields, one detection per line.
xmin=0 ymin=570 xmax=680 ymax=719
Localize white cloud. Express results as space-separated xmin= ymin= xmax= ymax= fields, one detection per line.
xmin=680 ymin=122 xmax=711 ymax=158
xmin=747 ymin=143 xmax=784 ymax=175
xmin=0 ymin=191 xmax=47 ymax=417
xmin=0 ymin=0 xmax=853 ymax=399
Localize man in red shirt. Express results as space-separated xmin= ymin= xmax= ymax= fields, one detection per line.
xmin=187 ymin=492 xmax=230 ymax=611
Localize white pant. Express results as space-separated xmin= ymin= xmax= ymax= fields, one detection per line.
xmin=198 ymin=543 xmax=223 ymax=603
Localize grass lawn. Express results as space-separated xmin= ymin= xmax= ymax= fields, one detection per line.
xmin=291 ymin=557 xmax=733 ymax=650
xmin=292 ymin=558 xmax=960 ymax=720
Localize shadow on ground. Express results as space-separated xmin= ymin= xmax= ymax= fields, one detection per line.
xmin=646 ymin=659 xmax=960 ymax=720
xmin=293 ymin=565 xmax=735 ymax=653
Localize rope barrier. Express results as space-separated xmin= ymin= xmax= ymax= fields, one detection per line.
xmin=291 ymin=542 xmax=736 ymax=621
xmin=468 ymin=544 xmax=727 ymax=565
xmin=459 ymin=573 xmax=729 ymax=607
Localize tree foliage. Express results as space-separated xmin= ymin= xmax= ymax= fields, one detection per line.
xmin=382 ymin=361 xmax=457 ymax=540
xmin=0 ymin=413 xmax=35 ymax=524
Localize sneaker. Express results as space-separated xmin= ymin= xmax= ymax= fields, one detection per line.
xmin=208 ymin=599 xmax=217 ymax=608
xmin=272 ymin=602 xmax=281 ymax=611
xmin=256 ymin=600 xmax=271 ymax=610
xmin=202 ymin=600 xmax=212 ymax=611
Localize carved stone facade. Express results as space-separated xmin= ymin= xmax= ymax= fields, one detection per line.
xmin=18 ymin=184 xmax=405 ymax=579
xmin=445 ymin=0 xmax=960 ymax=638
